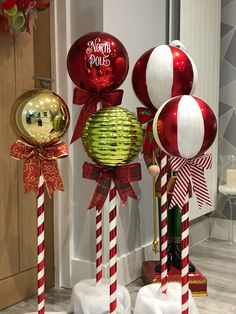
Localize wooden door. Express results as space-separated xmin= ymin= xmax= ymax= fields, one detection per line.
xmin=0 ymin=9 xmax=54 ymax=310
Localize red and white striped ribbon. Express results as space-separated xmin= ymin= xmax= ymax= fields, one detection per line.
xmin=160 ymin=150 xmax=168 ymax=294
xmin=37 ymin=174 xmax=45 ymax=314
xmin=96 ymin=208 xmax=103 ymax=283
xmin=181 ymin=201 xmax=189 ymax=314
xmin=170 ymin=154 xmax=212 ymax=210
xmin=109 ymin=181 xmax=117 ymax=314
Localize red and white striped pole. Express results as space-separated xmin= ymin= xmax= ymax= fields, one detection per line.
xmin=109 ymin=181 xmax=117 ymax=314
xmin=181 ymin=199 xmax=189 ymax=314
xmin=160 ymin=150 xmax=168 ymax=294
xmin=37 ymin=174 xmax=45 ymax=314
xmin=96 ymin=209 xmax=103 ymax=283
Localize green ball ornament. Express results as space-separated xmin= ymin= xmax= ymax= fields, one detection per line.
xmin=82 ymin=107 xmax=144 ymax=167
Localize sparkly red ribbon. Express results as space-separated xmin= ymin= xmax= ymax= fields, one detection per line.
xmin=137 ymin=107 xmax=157 ymax=154
xmin=71 ymin=87 xmax=124 ymax=144
xmin=10 ymin=140 xmax=68 ymax=197
xmin=82 ymin=162 xmax=141 ymax=211
xmin=170 ymin=154 xmax=212 ymax=210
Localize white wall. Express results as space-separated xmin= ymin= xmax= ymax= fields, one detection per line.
xmin=51 ymin=0 xmax=167 ymax=288
xmin=180 ymin=0 xmax=221 ymax=220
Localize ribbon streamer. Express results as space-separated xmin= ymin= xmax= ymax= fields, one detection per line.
xmin=10 ymin=139 xmax=68 ymax=197
xmin=82 ymin=162 xmax=141 ymax=211
xmin=71 ymin=87 xmax=123 ymax=144
xmin=170 ymin=154 xmax=212 ymax=210
xmin=137 ymin=107 xmax=157 ymax=154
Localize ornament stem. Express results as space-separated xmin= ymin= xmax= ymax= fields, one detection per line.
xmin=181 ymin=199 xmax=189 ymax=314
xmin=96 ymin=208 xmax=103 ymax=283
xmin=160 ymin=150 xmax=168 ymax=294
xmin=37 ymin=174 xmax=45 ymax=314
xmin=109 ymin=181 xmax=117 ymax=314
xmin=152 ymin=150 xmax=158 ymax=254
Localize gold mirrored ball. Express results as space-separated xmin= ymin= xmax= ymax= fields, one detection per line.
xmin=11 ymin=89 xmax=70 ymax=146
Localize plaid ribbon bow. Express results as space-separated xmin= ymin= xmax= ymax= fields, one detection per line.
xmin=82 ymin=162 xmax=142 ymax=211
xmin=137 ymin=107 xmax=157 ymax=154
xmin=169 ymin=154 xmax=213 ymax=210
xmin=70 ymin=87 xmax=124 ymax=144
xmin=10 ymin=140 xmax=68 ymax=197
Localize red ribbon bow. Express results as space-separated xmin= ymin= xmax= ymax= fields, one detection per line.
xmin=10 ymin=140 xmax=68 ymax=197
xmin=82 ymin=162 xmax=142 ymax=211
xmin=137 ymin=107 xmax=157 ymax=154
xmin=71 ymin=87 xmax=124 ymax=144
xmin=169 ymin=154 xmax=213 ymax=210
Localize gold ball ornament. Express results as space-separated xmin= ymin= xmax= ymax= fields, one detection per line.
xmin=11 ymin=89 xmax=70 ymax=146
xmin=82 ymin=107 xmax=144 ymax=167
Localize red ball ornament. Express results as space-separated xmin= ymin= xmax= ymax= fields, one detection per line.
xmin=67 ymin=32 xmax=129 ymax=93
xmin=132 ymin=43 xmax=197 ymax=110
xmin=153 ymin=95 xmax=217 ymax=159
xmin=17 ymin=0 xmax=32 ymax=11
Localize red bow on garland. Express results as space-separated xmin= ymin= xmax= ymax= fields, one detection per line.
xmin=10 ymin=140 xmax=68 ymax=197
xmin=137 ymin=107 xmax=157 ymax=154
xmin=71 ymin=87 xmax=124 ymax=144
xmin=170 ymin=154 xmax=213 ymax=210
xmin=82 ymin=162 xmax=141 ymax=211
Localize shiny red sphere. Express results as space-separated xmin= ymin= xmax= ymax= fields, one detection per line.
xmin=67 ymin=32 xmax=129 ymax=92
xmin=17 ymin=0 xmax=32 ymax=11
xmin=153 ymin=96 xmax=217 ymax=158
xmin=132 ymin=48 xmax=154 ymax=109
xmin=132 ymin=45 xmax=196 ymax=110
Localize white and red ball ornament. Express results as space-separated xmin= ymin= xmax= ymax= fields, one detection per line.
xmin=153 ymin=95 xmax=217 ymax=159
xmin=132 ymin=42 xmax=198 ymax=110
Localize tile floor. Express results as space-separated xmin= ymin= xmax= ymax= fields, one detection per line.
xmin=1 ymin=238 xmax=236 ymax=313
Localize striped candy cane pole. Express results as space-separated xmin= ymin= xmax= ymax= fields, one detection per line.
xmin=160 ymin=150 xmax=168 ymax=294
xmin=181 ymin=199 xmax=189 ymax=314
xmin=109 ymin=181 xmax=117 ymax=314
xmin=96 ymin=208 xmax=103 ymax=283
xmin=37 ymin=174 xmax=45 ymax=314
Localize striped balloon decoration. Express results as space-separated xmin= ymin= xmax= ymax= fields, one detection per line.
xmin=132 ymin=43 xmax=197 ymax=110
xmin=153 ymin=95 xmax=217 ymax=314
xmin=153 ymin=95 xmax=217 ymax=159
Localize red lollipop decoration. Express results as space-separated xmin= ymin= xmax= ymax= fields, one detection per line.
xmin=67 ymin=31 xmax=129 ymax=92
xmin=67 ymin=32 xmax=129 ymax=143
xmin=153 ymin=95 xmax=217 ymax=314
xmin=132 ymin=43 xmax=197 ymax=110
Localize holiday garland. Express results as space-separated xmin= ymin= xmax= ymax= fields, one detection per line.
xmin=0 ymin=0 xmax=50 ymax=33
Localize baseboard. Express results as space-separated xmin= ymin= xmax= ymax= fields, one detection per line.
xmin=189 ymin=216 xmax=210 ymax=247
xmin=209 ymin=217 xmax=236 ymax=241
xmin=71 ymin=241 xmax=156 ymax=287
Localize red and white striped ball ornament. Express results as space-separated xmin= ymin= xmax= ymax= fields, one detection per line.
xmin=132 ymin=41 xmax=198 ymax=110
xmin=153 ymin=95 xmax=217 ymax=159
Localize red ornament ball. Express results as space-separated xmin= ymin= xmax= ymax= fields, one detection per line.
xmin=132 ymin=43 xmax=197 ymax=110
xmin=153 ymin=95 xmax=217 ymax=159
xmin=17 ymin=0 xmax=32 ymax=11
xmin=67 ymin=32 xmax=129 ymax=93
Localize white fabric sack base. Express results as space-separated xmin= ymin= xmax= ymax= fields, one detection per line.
xmin=134 ymin=282 xmax=199 ymax=314
xmin=69 ymin=279 xmax=131 ymax=314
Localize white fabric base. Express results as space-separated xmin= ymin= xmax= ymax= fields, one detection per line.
xmin=70 ymin=279 xmax=131 ymax=314
xmin=134 ymin=283 xmax=199 ymax=314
